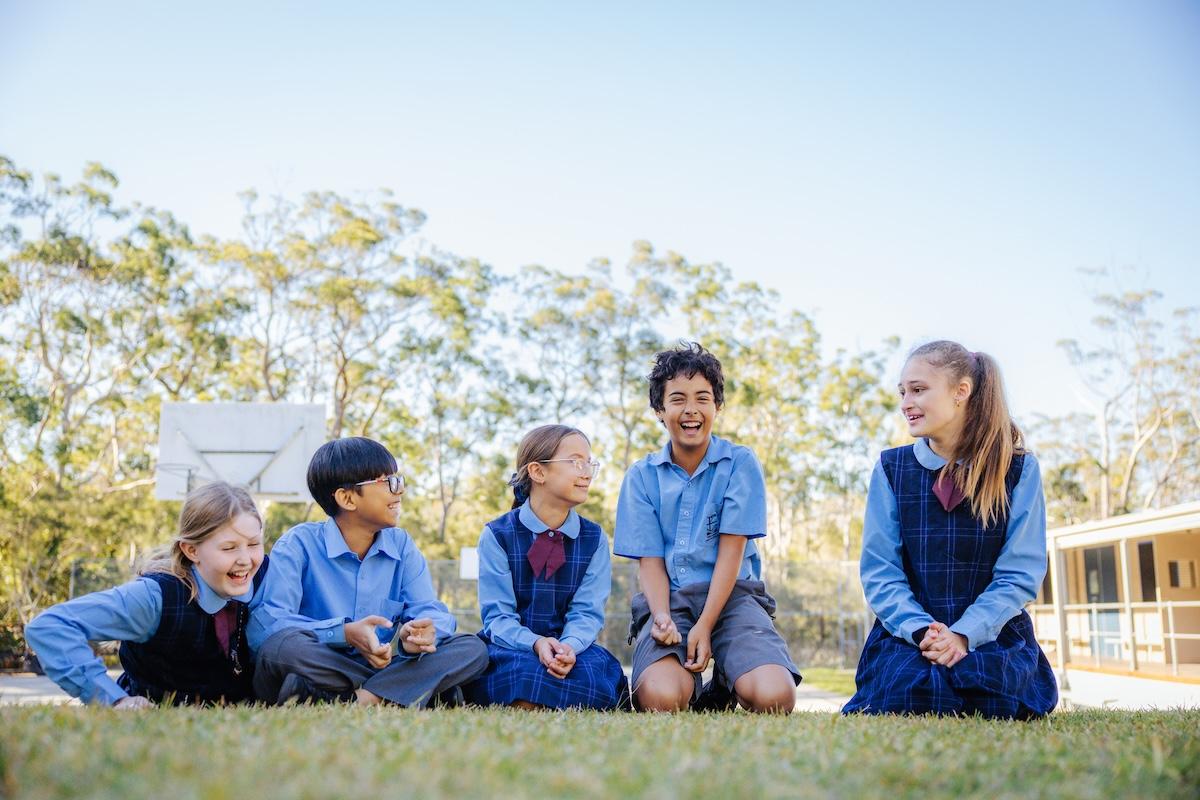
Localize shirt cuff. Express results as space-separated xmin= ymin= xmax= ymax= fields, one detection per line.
xmin=90 ymin=674 xmax=130 ymax=706
xmin=897 ymin=616 xmax=935 ymax=645
xmin=559 ymin=635 xmax=589 ymax=654
xmin=949 ymin=620 xmax=981 ymax=652
xmin=317 ymin=618 xmax=351 ymax=647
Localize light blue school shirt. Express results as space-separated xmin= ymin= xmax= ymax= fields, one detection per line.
xmin=477 ymin=501 xmax=611 ymax=654
xmin=24 ymin=567 xmax=255 ymax=706
xmin=247 ymin=518 xmax=456 ymax=655
xmin=613 ymin=434 xmax=767 ymax=591
xmin=859 ymin=438 xmax=1048 ymax=651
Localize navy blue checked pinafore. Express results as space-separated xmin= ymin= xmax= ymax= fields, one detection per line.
xmin=843 ymin=446 xmax=1058 ymax=719
xmin=118 ymin=556 xmax=269 ymax=705
xmin=463 ymin=509 xmax=627 ymax=710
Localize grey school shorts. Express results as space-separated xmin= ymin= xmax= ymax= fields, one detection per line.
xmin=628 ymin=579 xmax=801 ymax=702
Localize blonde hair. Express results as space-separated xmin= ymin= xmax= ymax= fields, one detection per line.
xmin=508 ymin=425 xmax=590 ymax=509
xmin=908 ymin=340 xmax=1025 ymax=527
xmin=139 ymin=481 xmax=262 ymax=601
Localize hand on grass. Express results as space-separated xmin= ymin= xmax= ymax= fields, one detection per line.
xmin=345 ymin=615 xmax=393 ymax=669
xmin=650 ymin=612 xmax=681 ymax=646
xmin=397 ymin=618 xmax=437 ymax=655
xmin=684 ymin=621 xmax=712 ymax=673
xmin=114 ymin=695 xmax=153 ymax=710
xmin=920 ymin=622 xmax=968 ymax=668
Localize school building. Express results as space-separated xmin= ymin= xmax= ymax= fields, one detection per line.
xmin=1030 ymin=501 xmax=1200 ymax=692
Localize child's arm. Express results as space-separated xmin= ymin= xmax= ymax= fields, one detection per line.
xmin=394 ymin=532 xmax=459 ymax=647
xmin=248 ymin=534 xmax=353 ymax=650
xmin=23 ymin=579 xmax=163 ymax=706
xmin=637 ymin=558 xmax=681 ymax=645
xmin=944 ymin=455 xmax=1048 ymax=652
xmin=477 ymin=525 xmax=540 ymax=651
xmin=559 ymin=531 xmax=612 ymax=655
xmin=615 ymin=467 xmax=679 ymax=644
xmin=860 ymin=461 xmax=937 ymax=644
xmin=686 ymin=533 xmax=746 ymax=671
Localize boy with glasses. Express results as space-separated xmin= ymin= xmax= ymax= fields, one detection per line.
xmin=249 ymin=436 xmax=488 ymax=706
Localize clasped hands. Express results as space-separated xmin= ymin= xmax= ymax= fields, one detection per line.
xmin=918 ymin=621 xmax=968 ymax=668
xmin=534 ymin=637 xmax=576 ymax=678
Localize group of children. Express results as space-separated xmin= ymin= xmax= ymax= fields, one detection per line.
xmin=27 ymin=339 xmax=1057 ymax=719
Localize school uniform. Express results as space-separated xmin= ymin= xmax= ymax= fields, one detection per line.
xmin=24 ymin=559 xmax=269 ymax=705
xmin=249 ymin=519 xmax=488 ymax=707
xmin=614 ymin=434 xmax=800 ymax=704
xmin=843 ymin=438 xmax=1059 ymax=719
xmin=462 ymin=501 xmax=628 ymax=710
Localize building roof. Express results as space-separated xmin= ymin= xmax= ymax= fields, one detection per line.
xmin=1048 ymin=501 xmax=1200 ymax=550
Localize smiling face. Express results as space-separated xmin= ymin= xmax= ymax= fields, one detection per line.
xmin=898 ymin=357 xmax=971 ymax=449
xmin=656 ymin=371 xmax=720 ymax=457
xmin=527 ymin=433 xmax=593 ymax=508
xmin=180 ymin=512 xmax=264 ymax=599
xmin=336 ymin=474 xmax=406 ymax=530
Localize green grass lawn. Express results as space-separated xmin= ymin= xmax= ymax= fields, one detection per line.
xmin=2 ymin=707 xmax=1197 ymax=800
xmin=798 ymin=666 xmax=857 ymax=696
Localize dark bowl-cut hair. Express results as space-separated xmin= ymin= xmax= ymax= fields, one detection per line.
xmin=648 ymin=341 xmax=725 ymax=412
xmin=307 ymin=436 xmax=399 ymax=518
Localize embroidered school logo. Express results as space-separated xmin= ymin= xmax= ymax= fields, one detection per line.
xmin=704 ymin=508 xmax=721 ymax=540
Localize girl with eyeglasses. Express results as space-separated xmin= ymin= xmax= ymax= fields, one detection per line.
xmin=463 ymin=424 xmax=629 ymax=710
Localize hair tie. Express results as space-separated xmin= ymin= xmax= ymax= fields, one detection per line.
xmin=508 ymin=470 xmax=530 ymax=505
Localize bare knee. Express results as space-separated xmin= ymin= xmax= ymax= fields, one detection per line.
xmin=635 ymin=661 xmax=693 ymax=712
xmin=734 ymin=666 xmax=796 ymax=714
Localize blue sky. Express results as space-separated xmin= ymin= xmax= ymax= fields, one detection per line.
xmin=2 ymin=1 xmax=1198 ymax=423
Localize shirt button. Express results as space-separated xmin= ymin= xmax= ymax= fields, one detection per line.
xmin=548 ymin=531 xmax=554 ymax=538
xmin=682 ymin=510 xmax=691 ymax=517
xmin=677 ymin=539 xmax=685 ymax=545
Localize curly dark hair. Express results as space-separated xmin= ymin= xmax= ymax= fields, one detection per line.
xmin=648 ymin=341 xmax=725 ymax=412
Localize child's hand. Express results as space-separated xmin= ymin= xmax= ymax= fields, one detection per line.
xmin=650 ymin=612 xmax=681 ymax=646
xmin=547 ymin=640 xmax=576 ymax=678
xmin=917 ymin=625 xmax=940 ymax=651
xmin=398 ymin=618 xmax=437 ymax=655
xmin=345 ymin=615 xmax=393 ymax=669
xmin=114 ymin=695 xmax=153 ymax=710
xmin=684 ymin=621 xmax=712 ymax=673
xmin=534 ymin=637 xmax=564 ymax=675
xmin=920 ymin=622 xmax=968 ymax=668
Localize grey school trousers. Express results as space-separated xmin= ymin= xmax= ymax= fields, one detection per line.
xmin=253 ymin=627 xmax=489 ymax=707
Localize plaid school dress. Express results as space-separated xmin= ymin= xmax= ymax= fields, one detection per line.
xmin=464 ymin=508 xmax=628 ymax=710
xmin=843 ymin=446 xmax=1058 ymax=719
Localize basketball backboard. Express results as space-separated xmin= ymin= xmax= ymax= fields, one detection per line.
xmin=155 ymin=402 xmax=327 ymax=501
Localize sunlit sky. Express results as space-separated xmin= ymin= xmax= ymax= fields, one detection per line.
xmin=2 ymin=1 xmax=1198 ymax=425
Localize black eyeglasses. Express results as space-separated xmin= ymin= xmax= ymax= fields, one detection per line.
xmin=346 ymin=474 xmax=405 ymax=494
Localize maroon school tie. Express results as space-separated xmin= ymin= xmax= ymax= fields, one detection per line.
xmin=213 ymin=602 xmax=237 ymax=657
xmin=933 ymin=470 xmax=966 ymax=513
xmin=527 ymin=530 xmax=567 ymax=579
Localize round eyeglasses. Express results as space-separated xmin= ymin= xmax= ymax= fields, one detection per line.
xmin=347 ymin=474 xmax=405 ymax=494
xmin=537 ymin=458 xmax=601 ymax=479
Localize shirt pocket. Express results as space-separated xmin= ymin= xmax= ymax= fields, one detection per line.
xmin=380 ymin=599 xmax=406 ymax=624
xmin=703 ymin=500 xmax=724 ymax=541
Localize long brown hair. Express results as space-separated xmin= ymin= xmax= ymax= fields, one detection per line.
xmin=139 ymin=481 xmax=262 ymax=601
xmin=908 ymin=340 xmax=1024 ymax=527
xmin=508 ymin=425 xmax=590 ymax=509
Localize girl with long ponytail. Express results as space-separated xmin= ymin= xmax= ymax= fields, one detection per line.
xmin=843 ymin=340 xmax=1058 ymax=719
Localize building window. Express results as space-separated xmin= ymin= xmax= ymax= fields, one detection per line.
xmin=1168 ymin=560 xmax=1198 ymax=589
xmin=1138 ymin=542 xmax=1156 ymax=602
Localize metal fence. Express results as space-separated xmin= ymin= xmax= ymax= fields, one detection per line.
xmin=70 ymin=557 xmax=873 ymax=668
